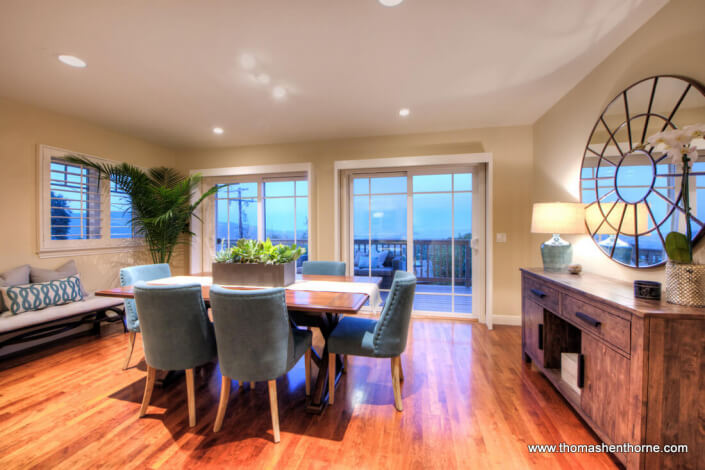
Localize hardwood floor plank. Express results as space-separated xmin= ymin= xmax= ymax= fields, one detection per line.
xmin=0 ymin=319 xmax=619 ymax=469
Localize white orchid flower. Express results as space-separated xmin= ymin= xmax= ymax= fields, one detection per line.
xmin=647 ymin=124 xmax=704 ymax=170
xmin=682 ymin=123 xmax=705 ymax=138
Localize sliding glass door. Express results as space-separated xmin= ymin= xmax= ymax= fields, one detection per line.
xmin=350 ymin=167 xmax=483 ymax=316
xmin=352 ymin=175 xmax=408 ymax=302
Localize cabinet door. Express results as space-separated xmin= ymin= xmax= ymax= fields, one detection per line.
xmin=523 ymin=299 xmax=544 ymax=366
xmin=580 ymin=334 xmax=630 ymax=444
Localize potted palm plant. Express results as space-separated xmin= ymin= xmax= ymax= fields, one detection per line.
xmin=213 ymin=238 xmax=306 ymax=287
xmin=647 ymin=124 xmax=705 ymax=306
xmin=65 ymin=157 xmax=216 ymax=264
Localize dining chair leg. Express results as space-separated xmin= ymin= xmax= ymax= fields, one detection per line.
xmin=328 ymin=352 xmax=336 ymax=405
xmin=305 ymin=348 xmax=311 ymax=396
xmin=139 ymin=365 xmax=156 ymax=418
xmin=398 ymin=356 xmax=404 ymax=382
xmin=343 ymin=354 xmax=348 ymax=373
xmin=185 ymin=368 xmax=197 ymax=427
xmin=213 ymin=376 xmax=231 ymax=432
xmin=391 ymin=356 xmax=403 ymax=412
xmin=122 ymin=331 xmax=137 ymax=370
xmin=267 ymin=380 xmax=281 ymax=443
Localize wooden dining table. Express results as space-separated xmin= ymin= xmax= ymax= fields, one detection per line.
xmin=95 ymin=273 xmax=382 ymax=414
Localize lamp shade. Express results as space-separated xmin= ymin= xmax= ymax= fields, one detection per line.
xmin=585 ymin=202 xmax=648 ymax=236
xmin=531 ymin=202 xmax=585 ymax=234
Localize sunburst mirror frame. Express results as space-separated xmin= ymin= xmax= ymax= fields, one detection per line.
xmin=580 ymin=75 xmax=705 ymax=268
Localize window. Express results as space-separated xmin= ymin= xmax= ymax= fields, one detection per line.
xmin=204 ymin=174 xmax=309 ymax=270
xmin=39 ymin=145 xmax=141 ymax=255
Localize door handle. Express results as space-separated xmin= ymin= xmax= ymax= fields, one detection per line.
xmin=530 ymin=288 xmax=546 ymax=298
xmin=577 ymin=354 xmax=585 ymax=388
xmin=538 ymin=324 xmax=543 ymax=350
xmin=576 ymin=311 xmax=601 ymax=328
xmin=470 ymin=237 xmax=480 ymax=253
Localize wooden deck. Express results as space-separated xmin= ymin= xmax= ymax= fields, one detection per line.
xmin=0 ymin=320 xmax=618 ymax=469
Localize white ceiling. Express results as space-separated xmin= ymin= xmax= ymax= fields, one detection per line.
xmin=0 ymin=0 xmax=667 ymax=148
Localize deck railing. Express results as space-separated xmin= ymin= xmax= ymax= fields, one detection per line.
xmin=354 ymin=238 xmax=472 ymax=287
xmin=214 ymin=237 xmax=472 ymax=287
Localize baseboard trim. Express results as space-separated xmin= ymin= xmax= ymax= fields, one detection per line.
xmin=492 ymin=315 xmax=521 ymax=326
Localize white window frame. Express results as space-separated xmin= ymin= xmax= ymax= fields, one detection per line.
xmin=37 ymin=145 xmax=143 ymax=258
xmin=189 ymin=163 xmax=313 ymax=274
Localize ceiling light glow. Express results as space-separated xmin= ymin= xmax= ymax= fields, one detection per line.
xmin=58 ymin=55 xmax=86 ymax=68
xmin=379 ymin=0 xmax=404 ymax=6
xmin=272 ymin=86 xmax=287 ymax=100
xmin=212 ymin=127 xmax=224 ymax=135
xmin=257 ymin=73 xmax=271 ymax=85
xmin=399 ymin=108 xmax=410 ymax=117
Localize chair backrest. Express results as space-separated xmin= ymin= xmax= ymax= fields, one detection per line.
xmin=120 ymin=263 xmax=171 ymax=331
xmin=373 ymin=271 xmax=417 ymax=356
xmin=209 ymin=286 xmax=294 ymax=382
xmin=302 ymin=261 xmax=346 ymax=276
xmin=133 ymin=283 xmax=216 ymax=371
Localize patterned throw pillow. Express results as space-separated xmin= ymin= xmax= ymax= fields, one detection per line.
xmin=0 ymin=275 xmax=84 ymax=315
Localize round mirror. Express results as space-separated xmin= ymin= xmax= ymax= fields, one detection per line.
xmin=580 ymin=75 xmax=705 ymax=268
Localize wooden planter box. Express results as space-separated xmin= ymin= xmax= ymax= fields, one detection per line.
xmin=211 ymin=261 xmax=296 ymax=287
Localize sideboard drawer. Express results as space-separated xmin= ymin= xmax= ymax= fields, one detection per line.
xmin=523 ymin=275 xmax=560 ymax=313
xmin=563 ymin=295 xmax=631 ymax=353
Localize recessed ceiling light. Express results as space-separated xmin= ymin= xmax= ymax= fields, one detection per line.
xmin=257 ymin=73 xmax=271 ymax=85
xmin=399 ymin=108 xmax=410 ymax=117
xmin=272 ymin=86 xmax=287 ymax=100
xmin=58 ymin=55 xmax=86 ymax=68
xmin=213 ymin=127 xmax=224 ymax=135
xmin=379 ymin=0 xmax=404 ymax=6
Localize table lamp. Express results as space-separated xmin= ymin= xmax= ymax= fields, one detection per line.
xmin=531 ymin=202 xmax=586 ymax=272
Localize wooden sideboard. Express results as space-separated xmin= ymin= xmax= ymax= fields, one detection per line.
xmin=521 ymin=268 xmax=705 ymax=470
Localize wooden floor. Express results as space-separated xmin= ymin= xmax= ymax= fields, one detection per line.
xmin=0 ymin=320 xmax=619 ymax=469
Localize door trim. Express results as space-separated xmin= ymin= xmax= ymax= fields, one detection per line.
xmin=333 ymin=153 xmax=494 ymax=329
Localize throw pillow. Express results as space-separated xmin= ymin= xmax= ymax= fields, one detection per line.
xmin=0 ymin=275 xmax=85 ymax=315
xmin=30 ymin=260 xmax=87 ymax=296
xmin=0 ymin=264 xmax=30 ymax=312
xmin=373 ymin=251 xmax=390 ymax=269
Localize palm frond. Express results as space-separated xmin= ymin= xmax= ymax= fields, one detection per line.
xmin=63 ymin=157 xmax=213 ymax=264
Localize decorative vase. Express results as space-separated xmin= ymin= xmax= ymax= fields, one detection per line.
xmin=665 ymin=261 xmax=705 ymax=307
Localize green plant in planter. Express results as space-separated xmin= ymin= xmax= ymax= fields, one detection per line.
xmin=215 ymin=238 xmax=305 ymax=264
xmin=665 ymin=232 xmax=692 ymax=264
xmin=646 ymin=124 xmax=705 ymax=264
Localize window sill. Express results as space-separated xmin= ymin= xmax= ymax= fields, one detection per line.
xmin=38 ymin=243 xmax=146 ymax=259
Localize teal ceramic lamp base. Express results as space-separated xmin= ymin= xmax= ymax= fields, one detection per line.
xmin=541 ymin=234 xmax=573 ymax=272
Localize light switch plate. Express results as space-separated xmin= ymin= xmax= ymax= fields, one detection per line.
xmin=496 ymin=232 xmax=507 ymax=243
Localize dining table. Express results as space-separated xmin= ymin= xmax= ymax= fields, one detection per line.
xmin=95 ymin=273 xmax=383 ymax=414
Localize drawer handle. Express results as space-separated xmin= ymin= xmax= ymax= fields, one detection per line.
xmin=538 ymin=324 xmax=543 ymax=350
xmin=530 ymin=288 xmax=547 ymax=298
xmin=576 ymin=311 xmax=601 ymax=328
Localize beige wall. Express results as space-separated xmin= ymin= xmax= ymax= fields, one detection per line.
xmin=0 ymin=96 xmax=180 ymax=292
xmin=533 ymin=0 xmax=705 ymax=282
xmin=178 ymin=126 xmax=535 ymax=319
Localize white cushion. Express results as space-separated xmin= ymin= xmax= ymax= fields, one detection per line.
xmin=0 ymin=295 xmax=123 ymax=333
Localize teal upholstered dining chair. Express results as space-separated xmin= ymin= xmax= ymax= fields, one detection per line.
xmin=133 ymin=283 xmax=216 ymax=427
xmin=327 ymin=270 xmax=416 ymax=411
xmin=302 ymin=261 xmax=346 ymax=276
xmin=119 ymin=263 xmax=171 ymax=370
xmin=209 ymin=286 xmax=312 ymax=442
